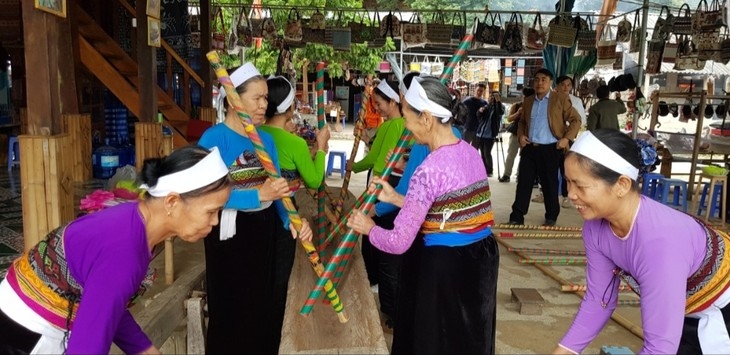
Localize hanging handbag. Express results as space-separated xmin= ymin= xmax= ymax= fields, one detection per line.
xmin=663 ymin=34 xmax=680 ymax=63
xmin=613 ymin=51 xmax=624 ymax=70
xmin=673 ymin=3 xmax=694 ymax=35
xmin=547 ymin=14 xmax=577 ymax=48
xmin=697 ymin=29 xmax=722 ymax=61
xmin=350 ymin=11 xmax=366 ymax=44
xmin=409 ymin=56 xmax=421 ymax=72
xmin=674 ymin=36 xmax=705 ymax=70
xmin=653 ymin=6 xmax=673 ymax=41
xmin=501 ymin=12 xmax=524 ymax=53
xmin=525 ymin=13 xmax=546 ymax=51
xmin=576 ymin=15 xmax=597 ymax=51
xmin=645 ymin=40 xmax=665 ymax=74
xmin=236 ymin=6 xmax=253 ymax=48
xmin=451 ymin=12 xmax=466 ymax=46
xmin=227 ymin=9 xmax=240 ymax=53
xmin=629 ymin=11 xmax=642 ymax=53
xmin=250 ymin=6 xmax=264 ymax=37
xmin=596 ymin=24 xmax=617 ymax=66
xmin=326 ymin=11 xmax=352 ymax=51
xmin=284 ymin=8 xmax=303 ymax=43
xmin=381 ymin=11 xmax=401 ymax=38
xmin=477 ymin=12 xmax=503 ymax=46
xmin=302 ymin=9 xmax=325 ymax=44
xmin=368 ymin=12 xmax=386 ymax=47
xmin=431 ymin=57 xmax=444 ymax=76
xmin=211 ymin=7 xmax=226 ymax=51
xmin=721 ymin=28 xmax=730 ymax=64
xmin=616 ymin=15 xmax=632 ymax=42
xmin=260 ymin=7 xmax=278 ymax=42
xmin=402 ymin=12 xmax=428 ymax=47
xmin=694 ymin=0 xmax=725 ymax=31
xmin=421 ymin=56 xmax=432 ymax=75
xmin=427 ymin=11 xmax=452 ymax=44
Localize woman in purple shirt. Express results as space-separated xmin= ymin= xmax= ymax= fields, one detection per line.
xmin=0 ymin=145 xmax=232 ymax=354
xmin=554 ymin=129 xmax=730 ymax=354
xmin=348 ymin=77 xmax=498 ymax=354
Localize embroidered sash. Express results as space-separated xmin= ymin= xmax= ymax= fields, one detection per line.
xmin=281 ymin=168 xmax=303 ymax=192
xmin=9 ymin=225 xmax=156 ymax=328
xmin=230 ymin=150 xmax=269 ymax=189
xmin=420 ymin=179 xmax=494 ymax=234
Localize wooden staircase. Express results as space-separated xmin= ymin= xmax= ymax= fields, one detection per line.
xmin=75 ymin=2 xmax=199 ymax=148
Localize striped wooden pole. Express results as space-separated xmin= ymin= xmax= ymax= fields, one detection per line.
xmin=318 ymin=194 xmax=365 ymax=253
xmin=518 ymin=258 xmax=588 ymax=265
xmin=316 ymin=62 xmax=328 ymax=249
xmin=561 ymin=284 xmax=634 ymax=293
xmin=207 ymin=52 xmax=347 ymax=322
xmin=439 ymin=20 xmax=476 ymax=84
xmin=335 ymin=89 xmax=368 ymax=220
xmin=507 ymin=247 xmax=586 ymax=256
xmin=499 ymin=232 xmax=583 ymax=238
xmin=301 ymin=130 xmax=414 ymax=316
xmin=494 ymin=223 xmax=583 ymax=232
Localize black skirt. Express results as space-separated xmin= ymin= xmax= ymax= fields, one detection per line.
xmin=204 ymin=205 xmax=286 ymax=354
xmin=392 ymin=236 xmax=499 ymax=355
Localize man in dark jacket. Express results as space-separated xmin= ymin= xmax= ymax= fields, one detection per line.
xmin=587 ymin=85 xmax=626 ymax=131
xmin=462 ymin=83 xmax=487 ymax=149
xmin=476 ymin=91 xmax=505 ymax=176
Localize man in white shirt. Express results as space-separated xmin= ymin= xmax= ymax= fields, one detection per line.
xmin=555 ymin=76 xmax=586 ymax=208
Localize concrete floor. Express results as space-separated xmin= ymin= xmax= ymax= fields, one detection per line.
xmin=136 ymin=123 xmax=646 ymax=354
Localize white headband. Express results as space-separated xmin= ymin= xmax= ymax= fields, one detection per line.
xmin=404 ymin=78 xmax=452 ymax=122
xmin=268 ymin=76 xmax=296 ymax=114
xmin=377 ymin=80 xmax=400 ymax=103
xmin=570 ymin=131 xmax=639 ymax=180
xmin=218 ymin=62 xmax=262 ymax=121
xmin=140 ymin=147 xmax=230 ymax=197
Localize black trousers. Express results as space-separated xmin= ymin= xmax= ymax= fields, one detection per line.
xmin=677 ymin=300 xmax=730 ymax=354
xmin=362 ymin=175 xmax=401 ymax=287
xmin=478 ymin=137 xmax=496 ymax=176
xmin=0 ymin=307 xmax=42 ymax=354
xmin=372 ymin=211 xmax=401 ymax=322
xmin=510 ymin=143 xmax=561 ymax=223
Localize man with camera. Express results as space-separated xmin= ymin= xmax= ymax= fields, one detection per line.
xmin=476 ymin=90 xmax=505 ymax=177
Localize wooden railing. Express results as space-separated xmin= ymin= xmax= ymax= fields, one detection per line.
xmin=115 ymin=0 xmax=205 ymax=117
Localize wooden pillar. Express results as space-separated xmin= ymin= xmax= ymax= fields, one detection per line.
xmin=199 ymin=107 xmax=217 ymax=125
xmin=135 ymin=122 xmax=163 ymax=171
xmin=19 ymin=107 xmax=28 ymax=134
xmin=19 ymin=134 xmax=74 ymax=251
xmin=21 ymin=1 xmax=79 ymax=135
xmin=61 ymin=114 xmax=92 ymax=182
xmin=136 ymin=4 xmax=157 ymax=122
xmin=161 ymin=134 xmax=175 ymax=285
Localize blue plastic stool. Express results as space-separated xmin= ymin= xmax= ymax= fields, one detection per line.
xmin=7 ymin=136 xmax=19 ymax=171
xmin=655 ymin=178 xmax=688 ymax=212
xmin=696 ymin=181 xmax=725 ymax=219
xmin=641 ymin=172 xmax=664 ymax=198
xmin=326 ymin=151 xmax=347 ymax=178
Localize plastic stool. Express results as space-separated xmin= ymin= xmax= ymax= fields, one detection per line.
xmin=655 ymin=178 xmax=688 ymax=212
xmin=7 ymin=136 xmax=19 ymax=171
xmin=693 ymin=173 xmax=727 ymax=227
xmin=641 ymin=172 xmax=664 ymax=198
xmin=326 ymin=151 xmax=347 ymax=178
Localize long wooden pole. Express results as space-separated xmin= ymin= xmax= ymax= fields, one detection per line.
xmin=335 ymin=91 xmax=368 ymax=219
xmin=316 ymin=62 xmax=328 ymax=249
xmin=207 ymin=52 xmax=347 ymax=322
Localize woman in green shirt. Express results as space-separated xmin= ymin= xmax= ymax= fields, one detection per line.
xmin=259 ymin=76 xmax=330 ymax=193
xmin=348 ymin=80 xmax=406 ymax=180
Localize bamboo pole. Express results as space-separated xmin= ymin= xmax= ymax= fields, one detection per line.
xmin=162 ymin=135 xmax=175 ymax=285
xmin=61 ymin=114 xmax=92 ymax=182
xmin=508 ymin=247 xmax=586 ymax=256
xmin=518 ymin=258 xmax=587 ymax=265
xmin=499 ymin=232 xmax=583 ymax=238
xmin=498 ymin=237 xmax=644 ymax=339
xmin=301 ymin=130 xmax=414 ymax=316
xmin=335 ymin=93 xmax=367 ymax=220
xmin=494 ymin=223 xmax=583 ymax=232
xmin=562 ymin=284 xmax=634 ymax=293
xmin=207 ymin=52 xmax=348 ymax=322
xmin=316 ymin=62 xmax=327 ymax=249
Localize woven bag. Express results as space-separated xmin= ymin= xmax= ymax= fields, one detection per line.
xmin=673 ymin=3 xmax=694 ymax=35
xmin=616 ymin=15 xmax=632 ymax=42
xmin=653 ymin=6 xmax=673 ymax=41
xmin=402 ymin=12 xmax=428 ymax=47
xmin=547 ymin=14 xmax=577 ymax=48
xmin=211 ymin=8 xmax=226 ymax=50
xmin=381 ymin=11 xmax=401 ymax=38
xmin=629 ymin=11 xmax=642 ymax=53
xmin=501 ymin=12 xmax=524 ymax=53
xmin=477 ymin=12 xmax=503 ymax=46
xmin=576 ymin=15 xmax=596 ymax=51
xmin=525 ymin=13 xmax=546 ymax=51
xmin=596 ymin=24 xmax=617 ymax=66
xmin=236 ymin=6 xmax=253 ymax=48
xmin=645 ymin=40 xmax=665 ymax=74
xmin=451 ymin=11 xmax=466 ymax=46
xmin=427 ymin=11 xmax=452 ymax=44
xmin=284 ymin=8 xmax=303 ymax=43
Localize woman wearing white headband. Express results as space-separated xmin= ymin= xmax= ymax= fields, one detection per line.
xmin=198 ymin=63 xmax=313 ymax=354
xmin=554 ymin=129 xmax=730 ymax=355
xmin=0 ymin=145 xmax=231 ymax=354
xmin=348 ymin=77 xmax=498 ymax=354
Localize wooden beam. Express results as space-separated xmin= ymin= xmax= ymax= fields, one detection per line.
xmin=137 ymin=6 xmax=157 ymax=122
